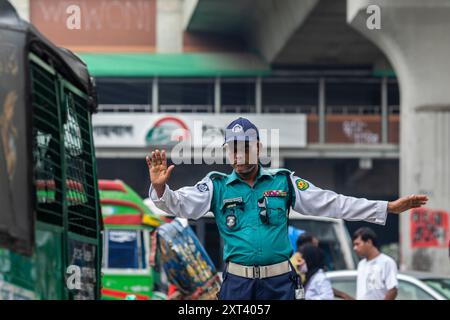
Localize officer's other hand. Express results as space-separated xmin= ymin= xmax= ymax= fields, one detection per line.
xmin=146 ymin=149 xmax=174 ymax=197
xmin=290 ymin=252 xmax=305 ymax=274
xmin=387 ymin=194 xmax=428 ymax=214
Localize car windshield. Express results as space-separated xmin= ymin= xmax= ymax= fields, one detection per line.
xmin=421 ymin=279 xmax=450 ymax=299
xmin=289 ymin=219 xmax=353 ymax=270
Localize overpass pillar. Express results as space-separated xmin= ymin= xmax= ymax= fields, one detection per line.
xmin=348 ymin=0 xmax=450 ymax=275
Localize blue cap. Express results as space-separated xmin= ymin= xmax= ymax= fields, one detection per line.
xmin=223 ymin=117 xmax=259 ymax=145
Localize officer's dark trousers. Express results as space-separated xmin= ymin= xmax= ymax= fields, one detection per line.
xmin=218 ymin=266 xmax=298 ymax=300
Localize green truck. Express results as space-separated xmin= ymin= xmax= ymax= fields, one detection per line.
xmin=0 ymin=1 xmax=102 ymax=299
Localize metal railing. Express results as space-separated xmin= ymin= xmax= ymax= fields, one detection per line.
xmin=262 ymin=105 xmax=318 ymax=114
xmin=326 ymin=105 xmax=381 ymax=115
xmin=221 ymin=105 xmax=256 ymax=113
xmin=98 ymin=104 xmax=152 ymax=112
xmin=389 ymin=105 xmax=400 ymax=114
xmin=159 ymin=104 xmax=214 ymax=113
xmin=97 ymin=104 xmax=400 ymax=115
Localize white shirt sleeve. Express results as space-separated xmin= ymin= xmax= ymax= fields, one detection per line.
xmin=148 ymin=176 xmax=213 ymax=220
xmin=384 ymin=257 xmax=399 ymax=290
xmin=289 ymin=173 xmax=388 ymax=225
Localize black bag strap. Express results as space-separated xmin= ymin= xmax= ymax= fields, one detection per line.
xmin=282 ymin=172 xmax=294 ymax=216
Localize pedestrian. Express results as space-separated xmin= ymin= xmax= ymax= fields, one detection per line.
xmin=353 ymin=227 xmax=398 ymax=300
xmin=290 ymin=232 xmax=318 ymax=282
xmin=296 ymin=232 xmax=319 ymax=251
xmin=146 ymin=117 xmax=427 ymax=300
xmin=299 ymin=244 xmax=334 ymax=300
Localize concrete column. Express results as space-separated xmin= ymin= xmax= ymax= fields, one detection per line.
xmin=214 ymin=77 xmax=221 ymax=114
xmin=318 ymin=78 xmax=326 ymax=144
xmin=348 ymin=0 xmax=450 ymax=275
xmin=152 ymin=77 xmax=159 ymax=113
xmin=157 ymin=0 xmax=183 ymax=53
xmin=381 ymin=77 xmax=388 ymax=144
xmin=255 ymin=77 xmax=262 ymax=113
xmin=9 ymin=0 xmax=30 ymax=21
xmin=182 ymin=0 xmax=199 ymax=30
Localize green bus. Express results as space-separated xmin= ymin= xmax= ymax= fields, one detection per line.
xmin=98 ymin=179 xmax=167 ymax=300
xmin=0 ymin=1 xmax=102 ymax=299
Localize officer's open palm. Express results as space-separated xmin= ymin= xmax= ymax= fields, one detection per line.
xmin=388 ymin=194 xmax=428 ymax=214
xmin=146 ymin=149 xmax=174 ymax=194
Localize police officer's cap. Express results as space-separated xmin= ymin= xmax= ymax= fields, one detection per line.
xmin=223 ymin=117 xmax=259 ymax=146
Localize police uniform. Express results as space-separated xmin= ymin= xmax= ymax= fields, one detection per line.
xmin=149 ymin=118 xmax=388 ymax=300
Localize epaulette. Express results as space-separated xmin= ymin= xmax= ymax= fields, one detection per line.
xmin=265 ymin=168 xmax=292 ymax=176
xmin=207 ymin=171 xmax=228 ymax=180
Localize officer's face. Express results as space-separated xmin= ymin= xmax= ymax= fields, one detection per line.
xmin=226 ymin=141 xmax=259 ymax=174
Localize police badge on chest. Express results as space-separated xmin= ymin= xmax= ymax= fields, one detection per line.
xmin=222 ymin=198 xmax=243 ymax=229
xmin=226 ymin=212 xmax=237 ymax=229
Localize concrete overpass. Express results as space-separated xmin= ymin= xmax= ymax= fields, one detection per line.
xmin=185 ymin=0 xmax=388 ymax=68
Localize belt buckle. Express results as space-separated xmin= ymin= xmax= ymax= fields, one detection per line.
xmin=253 ymin=266 xmax=261 ymax=279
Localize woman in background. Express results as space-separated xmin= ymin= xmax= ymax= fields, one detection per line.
xmin=299 ymin=244 xmax=334 ymax=300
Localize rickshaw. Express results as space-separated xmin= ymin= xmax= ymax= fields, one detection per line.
xmin=0 ymin=1 xmax=102 ymax=299
xmin=99 ymin=179 xmax=222 ymax=300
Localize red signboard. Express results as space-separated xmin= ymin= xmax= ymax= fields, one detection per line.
xmin=410 ymin=208 xmax=449 ymax=248
xmin=30 ymin=0 xmax=156 ymax=52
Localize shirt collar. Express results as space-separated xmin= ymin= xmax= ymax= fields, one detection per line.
xmin=226 ymin=165 xmax=274 ymax=185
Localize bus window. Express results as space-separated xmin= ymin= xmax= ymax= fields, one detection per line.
xmin=106 ymin=230 xmax=146 ymax=269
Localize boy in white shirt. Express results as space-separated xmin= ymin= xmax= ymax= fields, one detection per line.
xmin=352 ymin=227 xmax=398 ymax=300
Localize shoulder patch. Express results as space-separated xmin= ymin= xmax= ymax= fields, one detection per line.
xmin=196 ymin=182 xmax=209 ymax=192
xmin=295 ymin=178 xmax=309 ymax=191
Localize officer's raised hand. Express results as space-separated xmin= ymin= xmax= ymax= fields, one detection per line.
xmin=146 ymin=149 xmax=174 ymax=198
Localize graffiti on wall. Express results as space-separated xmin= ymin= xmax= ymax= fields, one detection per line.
xmin=342 ymin=120 xmax=379 ymax=144
xmin=410 ymin=208 xmax=449 ymax=248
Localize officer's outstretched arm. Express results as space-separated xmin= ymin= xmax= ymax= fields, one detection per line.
xmin=148 ymin=176 xmax=213 ymax=220
xmin=288 ymin=174 xmax=388 ymax=225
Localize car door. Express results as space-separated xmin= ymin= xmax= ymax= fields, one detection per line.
xmin=329 ymin=276 xmax=357 ymax=299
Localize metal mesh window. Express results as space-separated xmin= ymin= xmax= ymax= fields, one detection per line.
xmin=31 ymin=56 xmax=99 ymax=239
xmin=64 ymin=91 xmax=98 ymax=238
xmin=31 ymin=61 xmax=64 ymax=226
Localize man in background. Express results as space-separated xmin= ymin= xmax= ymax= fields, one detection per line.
xmin=352 ymin=227 xmax=398 ymax=300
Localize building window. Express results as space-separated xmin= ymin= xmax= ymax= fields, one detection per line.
xmin=326 ymin=80 xmax=381 ymax=114
xmin=221 ymin=80 xmax=255 ymax=113
xmin=262 ymin=80 xmax=318 ymax=113
xmin=388 ymin=80 xmax=400 ymax=114
xmin=159 ymin=79 xmax=214 ymax=113
xmin=96 ymin=78 xmax=152 ymax=112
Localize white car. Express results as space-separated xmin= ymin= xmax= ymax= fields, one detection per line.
xmin=326 ymin=270 xmax=450 ymax=300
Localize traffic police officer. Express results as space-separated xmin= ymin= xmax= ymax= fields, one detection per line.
xmin=146 ymin=117 xmax=428 ymax=300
